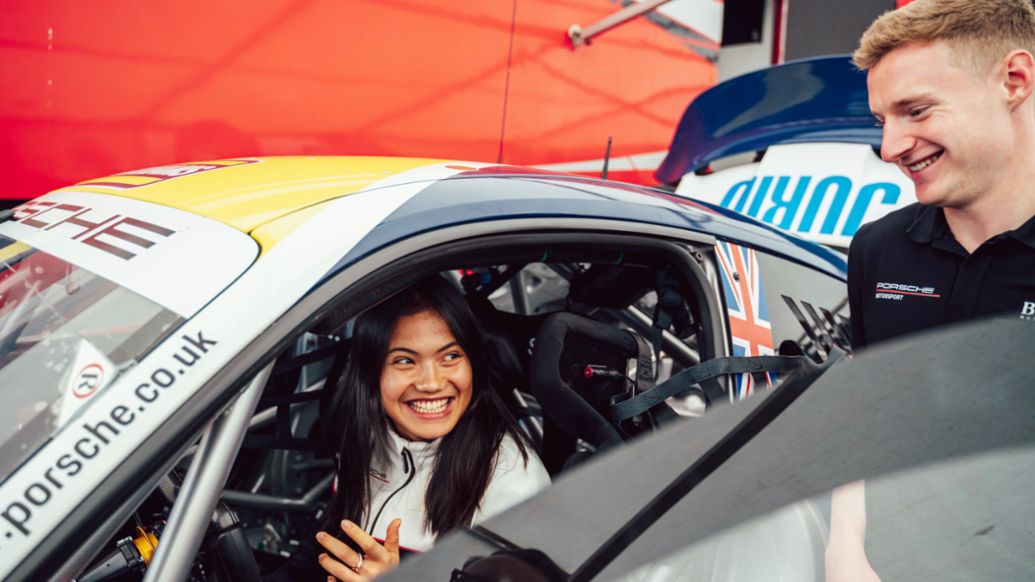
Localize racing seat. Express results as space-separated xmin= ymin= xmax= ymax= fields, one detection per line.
xmin=465 ymin=294 xmax=550 ymax=451
xmin=527 ymin=312 xmax=657 ymax=474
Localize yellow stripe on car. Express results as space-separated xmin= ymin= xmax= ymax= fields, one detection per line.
xmin=61 ymin=156 xmax=446 ymax=234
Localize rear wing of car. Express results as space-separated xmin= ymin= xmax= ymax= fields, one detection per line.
xmin=655 ymin=55 xmax=879 ymax=186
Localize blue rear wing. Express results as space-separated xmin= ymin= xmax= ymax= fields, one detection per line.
xmin=656 ymin=55 xmax=880 ymax=186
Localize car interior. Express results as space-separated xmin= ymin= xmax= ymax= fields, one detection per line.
xmin=75 ymin=235 xmax=821 ymax=581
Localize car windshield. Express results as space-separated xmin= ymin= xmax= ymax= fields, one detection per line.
xmin=0 ymin=234 xmax=183 ymax=480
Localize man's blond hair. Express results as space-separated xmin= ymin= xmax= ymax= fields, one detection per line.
xmin=854 ymin=0 xmax=1035 ymax=73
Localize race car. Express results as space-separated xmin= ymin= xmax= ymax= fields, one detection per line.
xmin=658 ymin=55 xmax=917 ymax=249
xmin=0 ymin=156 xmax=851 ymax=581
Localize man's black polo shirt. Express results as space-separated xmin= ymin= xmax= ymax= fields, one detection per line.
xmin=848 ymin=203 xmax=1035 ymax=348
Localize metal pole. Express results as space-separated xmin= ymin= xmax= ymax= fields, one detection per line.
xmin=509 ymin=270 xmax=531 ymax=316
xmin=615 ymin=306 xmax=700 ymax=365
xmin=143 ymin=362 xmax=274 ymax=582
xmin=568 ymin=0 xmax=674 ymax=47
xmin=221 ymin=472 xmax=334 ymax=513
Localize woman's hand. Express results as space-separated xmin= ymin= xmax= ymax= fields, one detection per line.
xmin=316 ymin=518 xmax=402 ymax=581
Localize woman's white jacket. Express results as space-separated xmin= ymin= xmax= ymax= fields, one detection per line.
xmin=362 ymin=429 xmax=551 ymax=552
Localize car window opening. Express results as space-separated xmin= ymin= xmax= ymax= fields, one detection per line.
xmin=75 ymin=235 xmax=844 ymax=581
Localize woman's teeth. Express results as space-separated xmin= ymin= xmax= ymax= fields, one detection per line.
xmin=407 ymin=398 xmax=450 ymax=414
xmin=908 ymin=152 xmax=941 ymax=172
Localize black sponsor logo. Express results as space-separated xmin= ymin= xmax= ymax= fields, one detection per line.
xmin=11 ymin=201 xmax=175 ymax=261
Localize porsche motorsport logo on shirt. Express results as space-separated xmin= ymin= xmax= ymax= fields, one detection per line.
xmin=874 ymin=282 xmax=941 ymax=301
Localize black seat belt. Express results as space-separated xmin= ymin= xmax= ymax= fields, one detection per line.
xmin=611 ymin=352 xmax=841 ymax=423
xmin=622 ymin=332 xmax=657 ymax=431
xmin=575 ymin=349 xmax=846 ymax=582
xmin=243 ymin=390 xmax=327 ymax=451
xmin=649 ymin=272 xmax=684 ymax=376
xmin=241 ymin=340 xmax=346 ymax=452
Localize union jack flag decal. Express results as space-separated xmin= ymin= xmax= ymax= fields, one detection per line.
xmin=715 ymin=241 xmax=775 ymax=401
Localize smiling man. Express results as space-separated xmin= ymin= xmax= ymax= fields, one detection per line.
xmin=829 ymin=3 xmax=1035 ymax=580
xmin=847 ymin=0 xmax=1035 ymax=349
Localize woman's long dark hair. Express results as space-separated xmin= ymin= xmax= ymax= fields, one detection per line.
xmin=323 ymin=276 xmax=529 ymax=537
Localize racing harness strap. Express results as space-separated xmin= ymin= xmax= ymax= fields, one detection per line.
xmin=611 ymin=353 xmax=839 ymax=423
xmin=649 ymin=271 xmax=692 ymax=377
xmin=242 ymin=341 xmax=345 ymax=452
xmin=246 ymin=391 xmax=326 ymax=451
xmin=621 ymin=331 xmax=659 ymax=432
xmin=574 ymin=348 xmax=847 ymax=582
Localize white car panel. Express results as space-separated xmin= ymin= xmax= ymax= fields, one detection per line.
xmin=676 ymin=143 xmax=916 ymax=248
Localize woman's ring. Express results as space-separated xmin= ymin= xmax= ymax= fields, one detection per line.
xmin=352 ymin=553 xmax=365 ymax=572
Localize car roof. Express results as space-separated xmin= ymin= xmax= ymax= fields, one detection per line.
xmin=326 ymin=170 xmax=847 ymax=280
xmin=53 ymin=156 xmax=846 ymax=278
xmin=57 ymin=156 xmax=453 ymax=232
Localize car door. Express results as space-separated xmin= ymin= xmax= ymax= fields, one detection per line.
xmin=378 ymin=317 xmax=1035 ymax=581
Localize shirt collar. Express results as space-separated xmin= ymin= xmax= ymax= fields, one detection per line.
xmin=906 ymin=204 xmax=1035 ymax=250
xmin=906 ymin=204 xmax=950 ymax=244
xmin=1008 ymin=212 xmax=1035 ymax=249
xmin=386 ymin=425 xmax=440 ymax=460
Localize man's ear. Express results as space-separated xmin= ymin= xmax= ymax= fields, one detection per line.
xmin=1003 ymin=49 xmax=1035 ymax=110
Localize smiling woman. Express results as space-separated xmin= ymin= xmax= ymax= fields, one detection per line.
xmin=315 ymin=276 xmax=550 ymax=580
